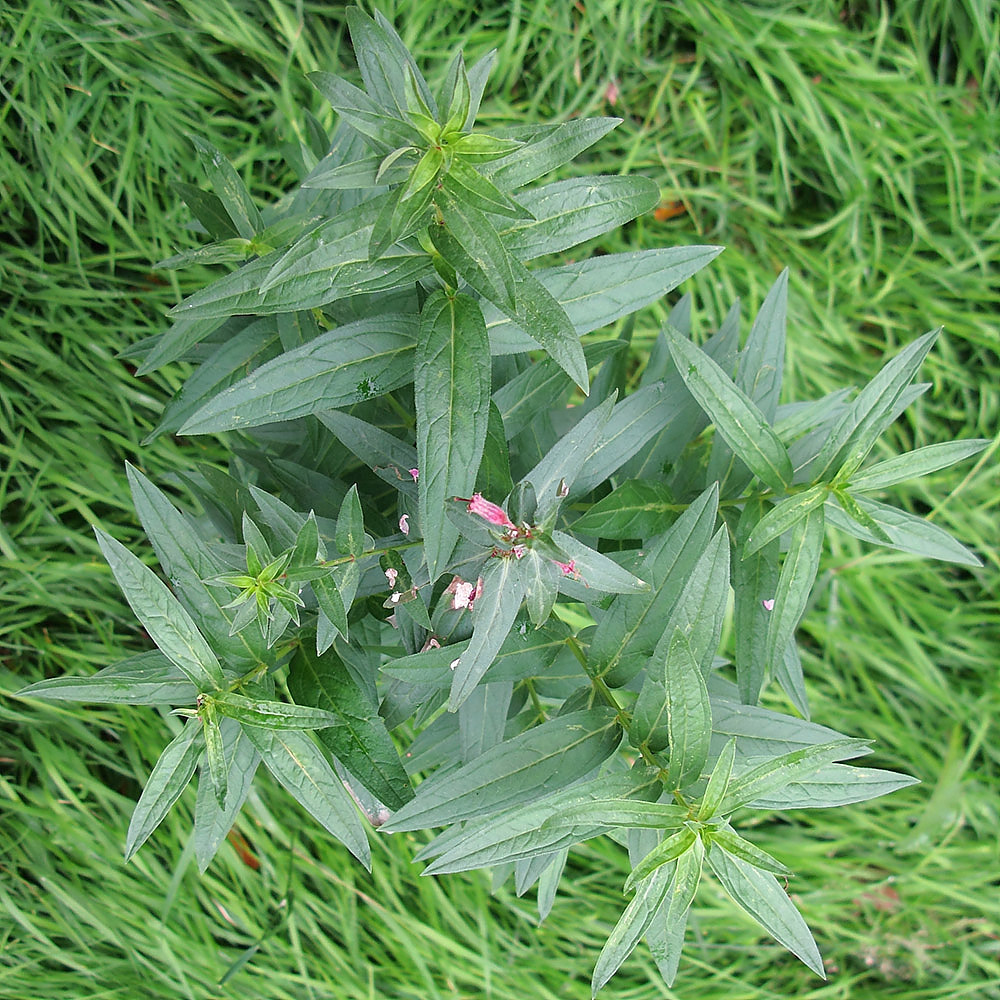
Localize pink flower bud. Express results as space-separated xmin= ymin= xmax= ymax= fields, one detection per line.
xmin=408 ymin=468 xmax=419 ymax=482
xmin=554 ymin=559 xmax=578 ymax=578
xmin=467 ymin=492 xmax=516 ymax=528
xmin=399 ymin=514 xmax=409 ymax=535
xmin=385 ymin=568 xmax=398 ymax=588
xmin=762 ymin=598 xmax=775 ymax=611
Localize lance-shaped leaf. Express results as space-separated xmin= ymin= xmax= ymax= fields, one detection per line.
xmin=416 ymin=291 xmax=491 ymax=581
xmin=201 ymin=698 xmax=228 ymax=807
xmin=717 ymin=738 xmax=871 ymax=814
xmin=346 ymin=6 xmax=424 ymax=119
xmin=335 ymin=485 xmax=365 ymax=559
xmin=458 ymin=680 xmax=514 ymax=763
xmin=152 ymin=318 xmax=282 ymax=439
xmin=482 ymin=117 xmax=622 ymax=189
xmin=732 ymin=499 xmax=781 ymax=705
xmin=95 ymin=528 xmax=225 ymax=691
xmin=418 ymin=772 xmax=655 ymax=874
xmin=316 ymin=409 xmax=418 ymax=498
xmin=742 ymin=485 xmax=829 ymax=558
xmin=591 ymin=862 xmax=673 ymax=995
xmin=213 ymin=691 xmax=343 ymax=731
xmin=630 ymin=629 xmax=711 ymax=784
xmin=706 ymin=843 xmax=825 ymax=978
xmin=434 ymin=196 xmax=588 ymax=389
xmin=125 ymin=721 xmax=202 ymax=861
xmin=524 ymin=395 xmax=616 ymax=523
xmin=190 ymin=135 xmax=262 ymax=240
xmin=309 ymin=71 xmax=422 ymax=151
xmin=383 ymin=707 xmax=621 ymax=832
xmin=504 ymin=175 xmax=659 ymax=260
xmin=180 ymin=315 xmax=418 ymax=434
xmin=708 ymin=825 xmax=791 ymax=876
xmin=698 ymin=737 xmax=737 ymax=820
xmin=549 ymin=530 xmax=649 ymax=595
xmin=486 ymin=247 xmax=724 ymax=355
xmin=571 ymin=480 xmax=677 ymax=540
xmin=449 ymin=556 xmax=527 ymax=709
xmin=244 ymin=726 xmax=371 ymax=868
xmin=848 ymin=439 xmax=990 ymax=491
xmin=810 ymin=329 xmax=940 ymax=482
xmin=16 ymin=651 xmax=197 ymax=706
xmin=591 ymin=484 xmax=719 ymax=687
xmin=764 ymin=504 xmax=825 ymax=675
xmin=127 ymin=465 xmax=269 ymax=665
xmin=746 ymin=761 xmax=918 ymax=810
xmin=192 ymin=720 xmax=261 ymax=872
xmin=442 ymin=160 xmax=533 ymax=220
xmin=823 ymin=495 xmax=982 ymax=566
xmin=172 ymin=180 xmax=238 ymax=239
xmin=518 ymin=550 xmax=561 ymax=627
xmin=665 ymin=324 xmax=793 ymax=492
xmin=288 ymin=645 xmax=414 ymax=810
xmin=494 ymin=340 xmax=623 ymax=437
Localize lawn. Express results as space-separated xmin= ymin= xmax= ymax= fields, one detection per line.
xmin=2 ymin=1 xmax=998 ymax=997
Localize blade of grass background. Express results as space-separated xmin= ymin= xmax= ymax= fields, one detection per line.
xmin=2 ymin=0 xmax=997 ymax=997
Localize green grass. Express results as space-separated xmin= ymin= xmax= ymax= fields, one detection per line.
xmin=2 ymin=0 xmax=998 ymax=997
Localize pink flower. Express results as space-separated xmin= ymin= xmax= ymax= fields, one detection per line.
xmin=385 ymin=568 xmax=398 ymax=589
xmin=467 ymin=493 xmax=516 ymax=528
xmin=408 ymin=468 xmax=419 ymax=482
xmin=420 ymin=636 xmax=441 ymax=652
xmin=554 ymin=559 xmax=577 ymax=577
xmin=511 ymin=544 xmax=527 ymax=559
xmin=399 ymin=514 xmax=409 ymax=535
xmin=762 ymin=598 xmax=775 ymax=611
xmin=445 ymin=575 xmax=484 ymax=611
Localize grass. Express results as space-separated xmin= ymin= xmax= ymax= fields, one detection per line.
xmin=2 ymin=0 xmax=998 ymax=997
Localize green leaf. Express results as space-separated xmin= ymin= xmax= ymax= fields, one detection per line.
xmin=172 ymin=180 xmax=238 ymax=239
xmin=698 ymin=737 xmax=737 ymax=820
xmin=718 ymin=738 xmax=871 ymax=815
xmin=732 ymin=498 xmax=781 ymax=705
xmin=542 ymin=798 xmax=683 ymax=832
xmin=742 ymin=485 xmax=829 ymax=557
xmin=95 ymin=528 xmax=225 ymax=691
xmin=524 ymin=395 xmax=616 ymax=523
xmin=288 ymin=645 xmax=414 ymax=810
xmin=124 ymin=720 xmax=202 ymax=861
xmin=591 ymin=484 xmax=719 ymax=687
xmin=810 ymin=329 xmax=940 ymax=482
xmin=192 ymin=720 xmax=260 ymax=872
xmin=504 ymin=176 xmax=659 ymax=260
xmin=416 ymin=291 xmax=492 ymax=581
xmin=419 ymin=771 xmax=657 ymax=874
xmin=213 ymin=691 xmax=342 ymax=731
xmin=244 ymin=726 xmax=371 ymax=868
xmin=442 ymin=160 xmax=533 ymax=220
xmin=549 ymin=530 xmax=649 ymax=594
xmin=517 ymin=551 xmax=561 ymax=627
xmin=478 ymin=400 xmax=515 ymax=500
xmin=708 ymin=826 xmax=791 ymax=876
xmin=346 ymin=7 xmax=416 ymax=119
xmin=316 ymin=409 xmax=418 ymax=499
xmin=483 ymin=118 xmax=621 ymax=190
xmin=746 ymin=761 xmax=918 ymax=810
xmin=707 ymin=843 xmax=825 ymax=978
xmin=665 ymin=325 xmax=793 ymax=492
xmin=764 ymin=504 xmax=825 ymax=677
xmin=201 ymin=699 xmax=229 ymax=807
xmin=308 ymin=71 xmax=422 ymax=151
xmin=631 ymin=628 xmax=711 ymax=784
xmin=383 ymin=707 xmax=621 ymax=832
xmin=494 ymin=340 xmax=622 ymax=438
xmin=190 ymin=135 xmax=262 ymax=240
xmin=486 ymin=247 xmax=723 ymax=356
xmin=180 ymin=315 xmax=418 ymax=434
xmin=591 ymin=862 xmax=673 ymax=995
xmin=127 ymin=465 xmax=268 ymax=665
xmin=823 ymin=496 xmax=981 ymax=565
xmin=152 ymin=318 xmax=282 ymax=438
xmin=739 ymin=268 xmax=788 ymax=421
xmin=848 ymin=439 xmax=990 ymax=491
xmin=335 ymin=485 xmax=366 ymax=559
xmin=433 ymin=187 xmax=518 ymax=312
xmin=571 ymin=480 xmax=676 ymax=539
xmin=16 ymin=651 xmax=197 ymax=706
xmin=831 ymin=487 xmax=893 ymax=542
xmin=449 ymin=556 xmax=527 ymax=710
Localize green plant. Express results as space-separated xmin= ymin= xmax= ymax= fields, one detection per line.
xmin=16 ymin=7 xmax=988 ymax=993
